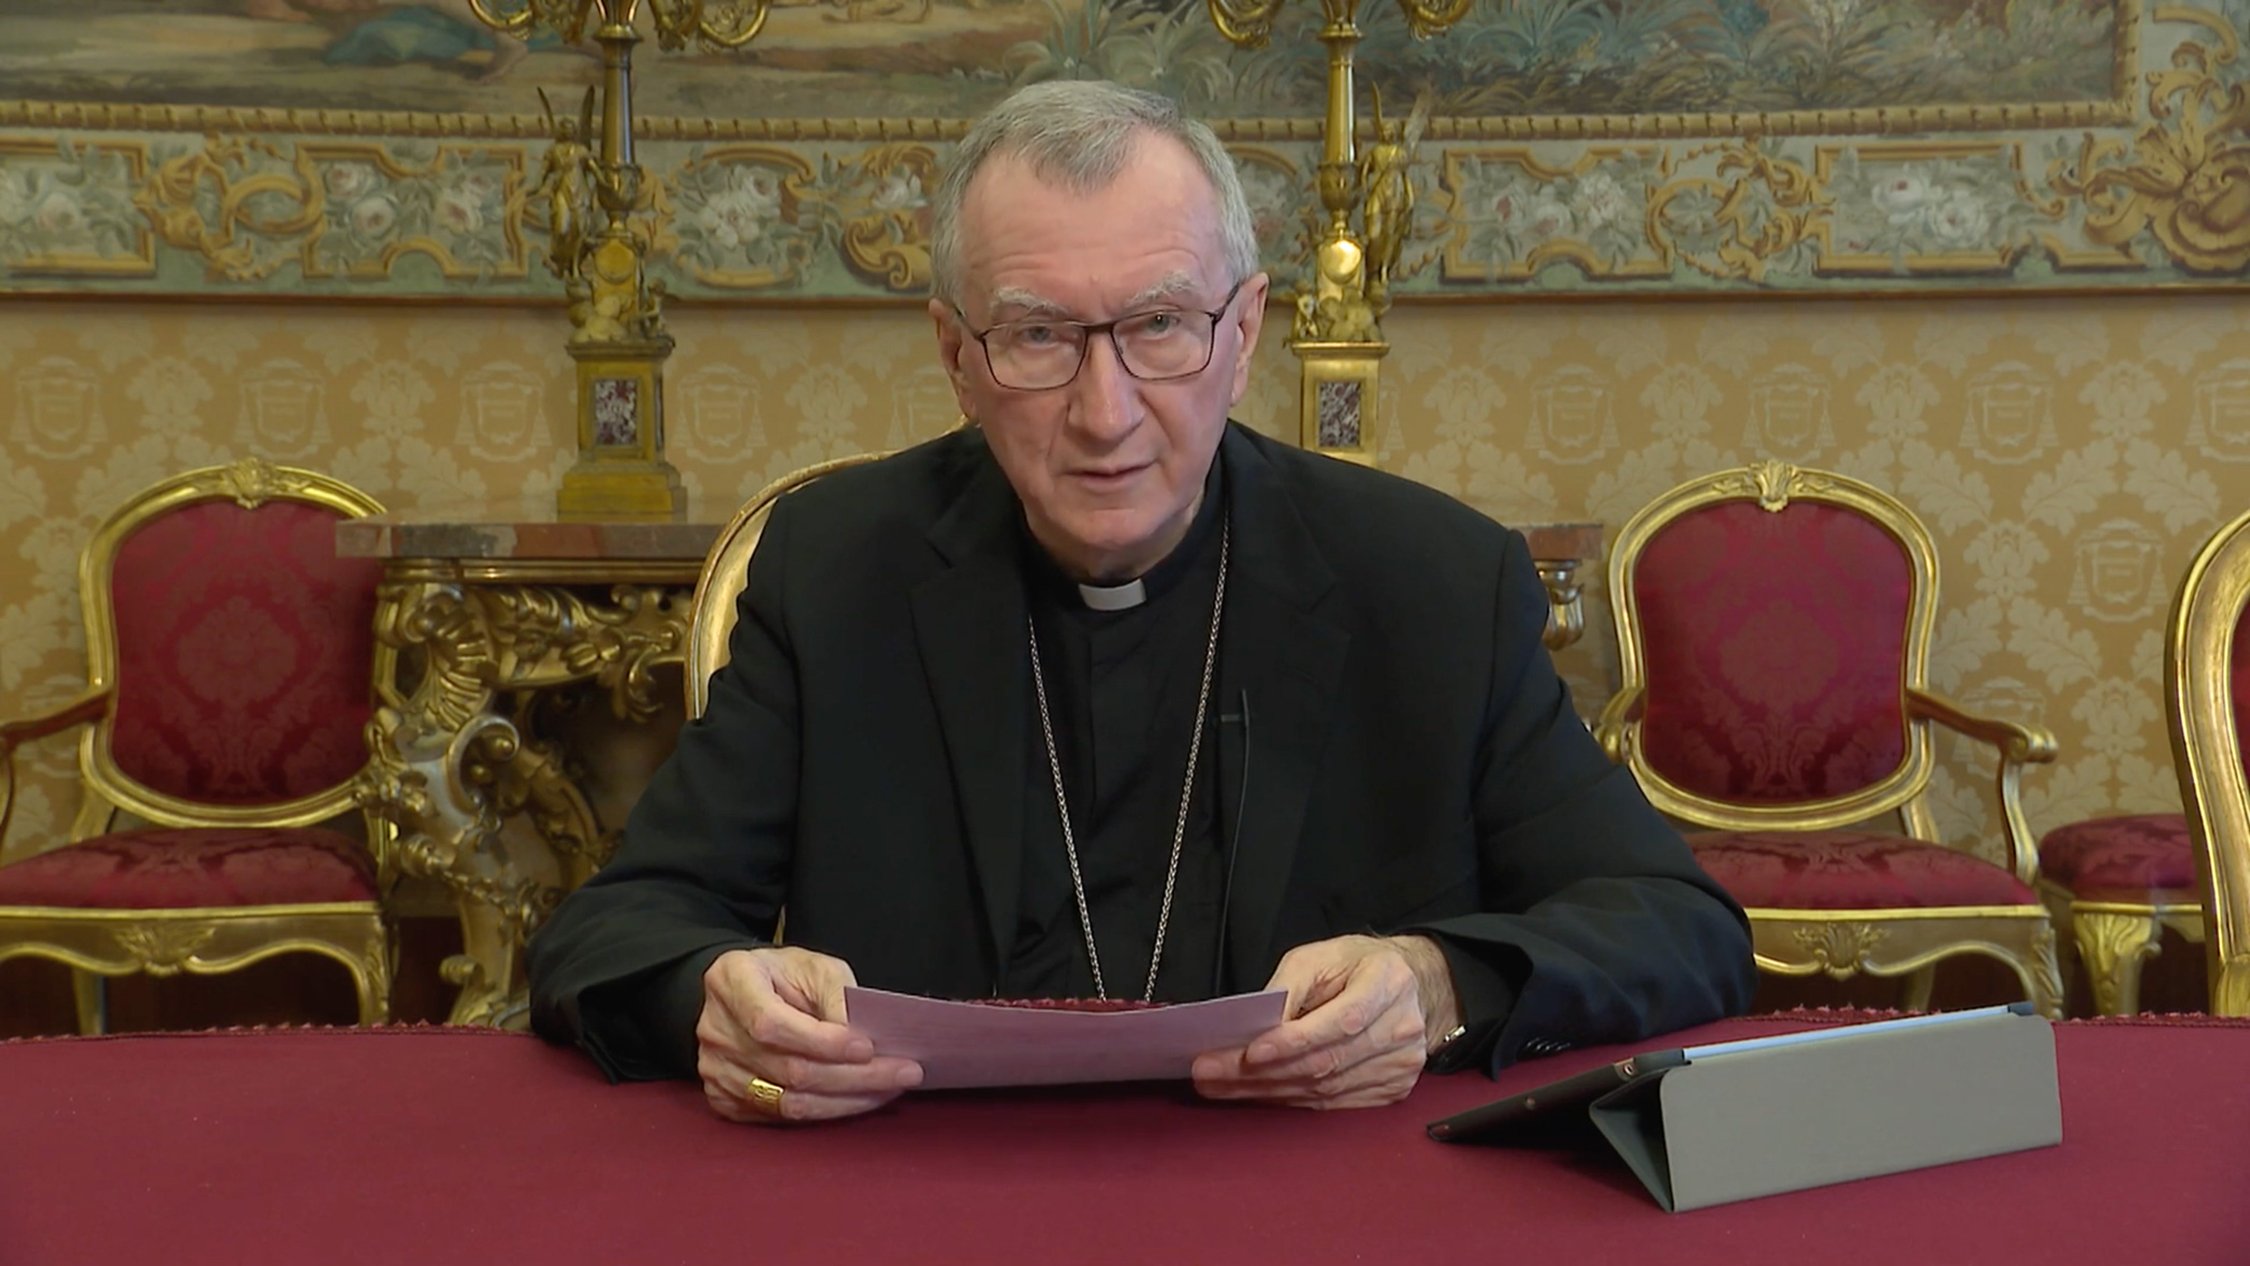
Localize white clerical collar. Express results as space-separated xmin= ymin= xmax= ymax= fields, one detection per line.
xmin=1076 ymin=578 xmax=1148 ymax=611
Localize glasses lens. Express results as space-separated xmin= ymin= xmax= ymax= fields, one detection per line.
xmin=986 ymin=322 xmax=1086 ymax=390
xmin=1116 ymin=311 xmax=1217 ymax=381
xmin=977 ymin=302 xmax=1226 ymax=390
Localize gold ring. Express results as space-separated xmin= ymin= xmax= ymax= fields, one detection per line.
xmin=743 ymin=1075 xmax=787 ymax=1117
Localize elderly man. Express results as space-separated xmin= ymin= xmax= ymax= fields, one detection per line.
xmin=527 ymin=80 xmax=1754 ymax=1123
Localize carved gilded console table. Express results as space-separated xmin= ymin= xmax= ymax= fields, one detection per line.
xmin=340 ymin=511 xmax=1602 ymax=1028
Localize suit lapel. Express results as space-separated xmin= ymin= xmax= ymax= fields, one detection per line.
xmin=1215 ymin=427 xmax=1351 ymax=991
xmin=910 ymin=451 xmax=1031 ymax=979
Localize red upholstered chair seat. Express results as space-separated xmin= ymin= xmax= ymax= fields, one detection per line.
xmin=2038 ymin=814 xmax=2197 ymax=902
xmin=0 ymin=828 xmax=377 ymax=909
xmin=1688 ymin=829 xmax=2038 ymax=909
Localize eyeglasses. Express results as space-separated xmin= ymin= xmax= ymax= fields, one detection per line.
xmin=958 ymin=280 xmax=1247 ymax=392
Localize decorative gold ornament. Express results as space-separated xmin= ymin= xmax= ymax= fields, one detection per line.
xmin=1649 ymin=139 xmax=1831 ymax=283
xmin=1706 ymin=458 xmax=1844 ymax=514
xmin=2053 ymin=7 xmax=2250 ymax=274
xmin=137 ymin=137 xmax=324 ymax=284
xmin=361 ymin=564 xmax=693 ymax=1026
xmin=1791 ymin=921 xmax=1888 ymax=981
xmin=470 ymin=0 xmax=775 ymax=519
xmin=111 ymin=923 xmax=219 ymax=976
xmin=213 ymin=455 xmax=310 ymax=509
xmin=134 ymin=137 xmax=530 ymax=285
xmin=1213 ymin=0 xmax=1457 ymax=466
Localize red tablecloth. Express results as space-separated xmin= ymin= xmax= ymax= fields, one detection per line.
xmin=3 ymin=1012 xmax=2243 ymax=1265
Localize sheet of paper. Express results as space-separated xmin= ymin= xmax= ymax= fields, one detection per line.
xmin=842 ymin=987 xmax=1290 ymax=1090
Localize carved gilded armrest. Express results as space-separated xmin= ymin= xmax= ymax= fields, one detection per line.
xmin=0 ymin=689 xmax=111 ymax=856
xmin=1907 ymin=687 xmax=2058 ymax=886
xmin=1592 ymin=685 xmax=1644 ymax=766
xmin=1908 ymin=688 xmax=2059 ymax=763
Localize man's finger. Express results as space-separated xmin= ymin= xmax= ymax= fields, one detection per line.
xmin=1253 ymin=942 xmax=1412 ymax=1061
xmin=1194 ymin=1042 xmax=1423 ymax=1105
xmin=706 ymin=1081 xmax=909 ymax=1125
xmin=1245 ymin=973 xmax=1405 ymax=1068
xmin=771 ymin=952 xmax=857 ymax=1026
xmin=713 ymin=969 xmax=874 ymax=1065
xmin=1207 ymin=1028 xmax=1387 ymax=1085
xmin=1194 ymin=1014 xmax=1400 ymax=1089
xmin=725 ymin=1053 xmax=925 ymax=1100
xmin=1271 ymin=955 xmax=1351 ymax=1021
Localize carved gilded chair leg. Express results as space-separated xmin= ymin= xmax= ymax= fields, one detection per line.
xmin=71 ymin=969 xmax=107 ymax=1036
xmin=352 ymin=970 xmax=391 ymax=1026
xmin=2074 ymin=909 xmax=2161 ymax=1016
xmin=2025 ymin=925 xmax=2066 ymax=1019
xmin=351 ymin=937 xmax=394 ymax=1027
xmin=445 ymin=900 xmax=529 ymax=1028
xmin=1900 ymin=965 xmax=1937 ymax=1012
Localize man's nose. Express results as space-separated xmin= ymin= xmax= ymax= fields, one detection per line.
xmin=1070 ymin=330 xmax=1141 ymax=441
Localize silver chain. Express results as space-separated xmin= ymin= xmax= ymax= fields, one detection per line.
xmin=1027 ymin=521 xmax=1229 ymax=1002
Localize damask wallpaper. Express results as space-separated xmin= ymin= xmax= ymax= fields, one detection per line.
xmin=1 ymin=293 xmax=2245 ymax=884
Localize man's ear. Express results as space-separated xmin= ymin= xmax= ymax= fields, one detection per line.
xmin=1225 ymin=272 xmax=1270 ymax=407
xmin=930 ymin=297 xmax=975 ymax=415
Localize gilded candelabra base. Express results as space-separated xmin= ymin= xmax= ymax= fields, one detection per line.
xmin=1291 ymin=338 xmax=1387 ymax=465
xmin=560 ymin=335 xmax=687 ymax=519
xmin=557 ymin=457 xmax=687 ymax=519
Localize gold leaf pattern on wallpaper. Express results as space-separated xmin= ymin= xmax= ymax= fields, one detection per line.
xmin=1 ymin=296 xmax=2247 ymax=884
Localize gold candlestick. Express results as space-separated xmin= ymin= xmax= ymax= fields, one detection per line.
xmin=1208 ymin=0 xmax=1460 ymax=465
xmin=469 ymin=0 xmax=770 ymax=517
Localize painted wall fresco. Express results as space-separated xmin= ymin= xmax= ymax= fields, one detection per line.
xmin=3 ymin=0 xmax=2244 ymax=298
xmin=0 ymin=0 xmax=2126 ymax=121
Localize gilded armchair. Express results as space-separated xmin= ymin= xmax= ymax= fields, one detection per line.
xmin=2170 ymin=505 xmax=2250 ymax=1016
xmin=1594 ymin=460 xmax=2063 ymax=1017
xmin=0 ymin=459 xmax=396 ymax=1032
xmin=687 ymin=453 xmax=888 ymax=717
xmin=2030 ymin=508 xmax=2250 ymax=1016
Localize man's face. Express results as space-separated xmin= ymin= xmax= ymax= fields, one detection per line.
xmin=930 ymin=134 xmax=1268 ymax=582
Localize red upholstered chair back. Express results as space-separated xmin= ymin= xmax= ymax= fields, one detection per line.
xmin=77 ymin=460 xmax=388 ymax=831
xmin=1605 ymin=461 xmax=1936 ymax=831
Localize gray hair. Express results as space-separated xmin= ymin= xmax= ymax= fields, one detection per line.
xmin=929 ymin=81 xmax=1261 ymax=306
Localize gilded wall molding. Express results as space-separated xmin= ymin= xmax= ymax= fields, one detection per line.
xmin=2 ymin=1 xmax=2242 ymax=299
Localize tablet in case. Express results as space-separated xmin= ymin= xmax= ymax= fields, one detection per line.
xmin=1429 ymin=1004 xmax=2062 ymax=1212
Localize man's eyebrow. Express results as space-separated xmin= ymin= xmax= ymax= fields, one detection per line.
xmin=1123 ymin=273 xmax=1202 ymax=310
xmin=983 ymin=287 xmax=1071 ymax=320
xmin=980 ymin=274 xmax=1205 ymax=321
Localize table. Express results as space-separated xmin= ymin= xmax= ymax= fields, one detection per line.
xmin=4 ymin=1012 xmax=2240 ymax=1265
xmin=338 ymin=509 xmax=709 ymax=1029
xmin=338 ymin=508 xmax=1605 ymax=1028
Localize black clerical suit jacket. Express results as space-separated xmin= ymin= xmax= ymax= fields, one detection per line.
xmin=528 ymin=423 xmax=1755 ymax=1080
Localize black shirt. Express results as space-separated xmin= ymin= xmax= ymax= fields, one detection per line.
xmin=1000 ymin=459 xmax=1231 ymax=1002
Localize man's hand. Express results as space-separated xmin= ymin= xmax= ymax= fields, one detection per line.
xmin=696 ymin=947 xmax=923 ymax=1125
xmin=1191 ymin=934 xmax=1462 ymax=1110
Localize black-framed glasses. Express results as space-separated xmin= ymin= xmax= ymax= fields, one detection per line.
xmin=959 ymin=279 xmax=1247 ymax=392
